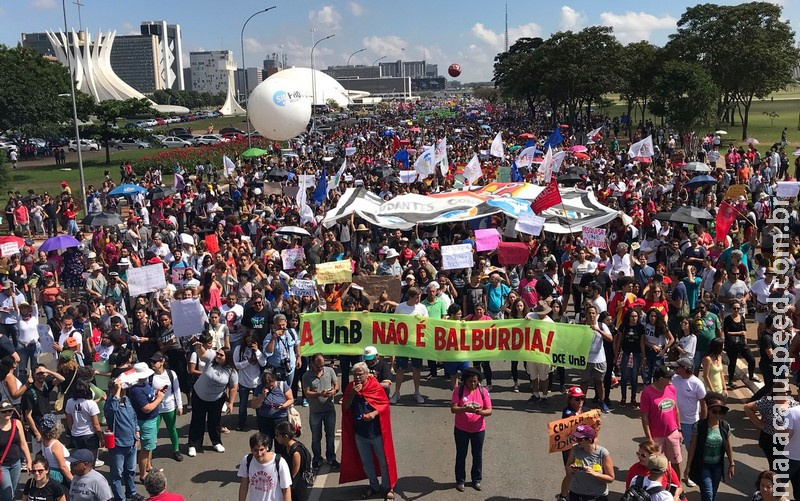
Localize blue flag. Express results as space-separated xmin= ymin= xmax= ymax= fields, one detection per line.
xmin=312 ymin=165 xmax=327 ymax=204
xmin=544 ymin=128 xmax=564 ymax=150
xmin=393 ymin=149 xmax=410 ymax=168
xmin=525 ymin=139 xmax=536 ymax=148
xmin=511 ymin=161 xmax=523 ymax=182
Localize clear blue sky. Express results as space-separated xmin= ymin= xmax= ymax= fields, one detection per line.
xmin=1 ymin=0 xmax=795 ymax=82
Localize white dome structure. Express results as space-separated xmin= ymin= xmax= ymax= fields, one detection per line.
xmin=277 ymin=67 xmax=368 ymax=107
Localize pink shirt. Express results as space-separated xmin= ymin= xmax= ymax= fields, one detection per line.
xmin=640 ymin=384 xmax=679 ymax=437
xmin=518 ymin=278 xmax=539 ymax=308
xmin=452 ymin=386 xmax=491 ymax=433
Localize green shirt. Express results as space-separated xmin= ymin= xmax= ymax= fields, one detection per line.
xmin=422 ymin=297 xmax=447 ymax=319
xmin=702 ymin=425 xmax=723 ymax=464
xmin=696 ymin=312 xmax=721 ymax=356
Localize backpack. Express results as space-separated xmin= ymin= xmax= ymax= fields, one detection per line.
xmin=620 ymin=475 xmax=666 ymax=501
xmin=246 ymin=452 xmax=283 ymax=487
xmin=289 ymin=441 xmax=316 ymax=490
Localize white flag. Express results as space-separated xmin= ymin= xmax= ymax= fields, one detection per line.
xmin=516 ymin=146 xmax=540 ymax=167
xmin=222 ymin=155 xmax=237 ymax=177
xmin=463 ymin=154 xmax=483 ymax=185
xmin=490 ymin=132 xmax=504 ymax=158
xmin=414 ymin=146 xmax=436 ymax=179
xmin=296 ymin=170 xmax=314 ymax=223
xmin=628 ymin=135 xmax=654 ymax=158
xmin=539 ymin=147 xmax=554 ymax=183
xmin=588 ymin=126 xmax=603 ymax=139
xmin=434 ymin=138 xmax=449 ymax=176
xmin=328 ymin=159 xmax=347 ymax=194
xmin=551 ymin=150 xmax=567 ymax=180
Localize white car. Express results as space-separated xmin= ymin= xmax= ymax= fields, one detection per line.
xmin=0 ymin=141 xmax=18 ymax=153
xmin=193 ymin=134 xmax=229 ymax=146
xmin=68 ymin=139 xmax=99 ymax=152
xmin=160 ymin=137 xmax=193 ymax=148
xmin=115 ymin=138 xmax=151 ymax=150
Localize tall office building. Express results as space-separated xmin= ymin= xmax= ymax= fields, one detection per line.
xmin=324 ymin=65 xmax=381 ymax=80
xmin=110 ymin=35 xmax=161 ymax=93
xmin=234 ymin=68 xmax=263 ymax=100
xmin=20 ymin=32 xmax=56 ymax=57
xmin=190 ymin=50 xmax=234 ymax=94
xmin=140 ymin=21 xmax=184 ymax=91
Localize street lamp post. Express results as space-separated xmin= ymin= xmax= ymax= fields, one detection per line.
xmin=372 ymin=55 xmax=386 ymax=77
xmin=347 ymin=48 xmax=366 ymax=67
xmin=311 ymin=34 xmax=335 ymax=131
xmin=61 ymin=0 xmax=87 ymax=215
xmin=241 ymin=5 xmax=276 ymax=149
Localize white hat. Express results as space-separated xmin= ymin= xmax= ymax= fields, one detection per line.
xmin=363 ymin=346 xmax=378 ymax=360
xmin=386 ymin=249 xmax=400 ymax=259
xmin=351 ymin=284 xmax=364 ymax=291
xmin=90 ymin=263 xmax=102 ymax=272
xmin=132 ymin=362 xmax=154 ymax=380
xmin=117 ymin=258 xmax=131 ymax=267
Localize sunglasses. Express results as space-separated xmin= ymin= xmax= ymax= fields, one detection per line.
xmin=576 ymin=436 xmax=592 ymax=442
xmin=571 ymin=396 xmax=585 ymax=401
xmin=710 ymin=407 xmax=728 ymax=415
xmin=31 ymin=469 xmax=47 ymax=474
xmin=0 ymin=410 xmax=13 ymax=414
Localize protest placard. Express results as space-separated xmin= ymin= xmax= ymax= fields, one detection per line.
xmin=92 ymin=361 xmax=110 ymax=390
xmin=0 ymin=242 xmax=19 ymax=257
xmin=315 ymin=261 xmax=353 ymax=285
xmin=441 ymin=244 xmax=474 ymax=270
xmin=725 ymin=184 xmax=748 ymax=200
xmin=171 ymin=268 xmax=183 ymax=285
xmin=497 ymin=166 xmax=511 ymax=182
xmin=127 ymin=264 xmax=167 ymax=297
xmin=263 ymin=182 xmax=283 ymax=196
xmin=169 ymin=299 xmax=208 ymax=338
xmin=475 ymin=228 xmax=500 ymax=252
xmin=299 ymin=312 xmax=593 ymax=368
xmin=497 ymin=242 xmax=529 ymax=265
xmin=281 ymin=248 xmax=305 ymax=270
xmin=38 ymin=325 xmax=55 ymax=354
xmin=777 ymin=181 xmax=800 ymax=199
xmin=581 ymin=227 xmax=606 ymax=249
xmin=283 ymin=186 xmax=299 ymax=198
xmin=204 ymin=234 xmax=220 ymax=254
xmin=548 ymin=409 xmax=601 ymax=453
xmin=515 ymin=213 xmax=545 ymax=236
xmin=291 ymin=279 xmax=316 ymax=297
xmin=353 ymin=275 xmax=402 ymax=302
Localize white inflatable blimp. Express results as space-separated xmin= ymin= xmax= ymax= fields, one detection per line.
xmin=248 ymin=76 xmax=312 ymax=140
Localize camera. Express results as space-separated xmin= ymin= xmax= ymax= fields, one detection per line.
xmin=270 ymin=357 xmax=292 ymax=381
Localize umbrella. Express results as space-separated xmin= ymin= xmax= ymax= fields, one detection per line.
xmin=276 ymin=226 xmax=311 ymax=238
xmin=574 ymin=152 xmax=590 ymax=160
xmin=793 ymin=148 xmax=800 ymax=157
xmin=744 ymin=137 xmax=759 ymax=145
xmin=509 ymin=145 xmax=522 ymax=152
xmin=684 ymin=175 xmax=718 ymax=190
xmin=653 ymin=206 xmax=714 ymax=225
xmin=39 ymin=235 xmax=80 ymax=252
xmin=81 ymin=212 xmax=124 ymax=227
xmin=268 ymin=168 xmax=289 ymax=179
xmin=568 ymin=145 xmax=588 ymax=153
xmin=108 ymin=184 xmax=147 ymax=197
xmin=146 ymin=186 xmax=176 ymax=200
xmin=683 ymin=162 xmax=712 ymax=173
xmin=715 ymin=130 xmax=728 ymax=135
xmin=557 ymin=173 xmax=583 ymax=184
xmin=241 ymin=147 xmax=267 ymax=158
xmin=518 ymin=133 xmax=535 ymax=139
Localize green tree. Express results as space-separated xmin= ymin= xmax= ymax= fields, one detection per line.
xmin=649 ymin=61 xmax=718 ymax=137
xmin=492 ymin=37 xmax=544 ymax=116
xmin=617 ymin=42 xmax=660 ymax=138
xmin=83 ymin=98 xmax=156 ymax=165
xmin=668 ymin=2 xmax=799 ymax=139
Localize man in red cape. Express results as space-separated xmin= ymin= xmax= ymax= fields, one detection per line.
xmin=340 ymin=362 xmax=398 ymax=499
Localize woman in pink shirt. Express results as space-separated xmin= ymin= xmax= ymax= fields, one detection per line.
xmin=466 ymin=305 xmax=493 ymax=388
xmin=450 ymin=367 xmax=492 ymax=492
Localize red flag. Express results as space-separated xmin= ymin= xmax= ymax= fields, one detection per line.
xmin=715 ymin=201 xmax=736 ymax=241
xmin=531 ymin=177 xmax=562 ymax=214
xmin=392 ymin=135 xmax=400 ymax=153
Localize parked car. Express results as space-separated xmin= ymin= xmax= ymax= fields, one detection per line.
xmin=221 ymin=132 xmax=245 ymax=141
xmin=68 ymin=139 xmax=100 ymax=152
xmin=168 ymin=128 xmax=190 ymax=137
xmin=0 ymin=141 xmax=19 ymax=153
xmin=160 ymin=137 xmax=193 ymax=148
xmin=193 ymin=134 xmax=229 ymax=146
xmin=115 ymin=138 xmax=151 ymax=150
xmin=219 ymin=127 xmax=245 ymax=135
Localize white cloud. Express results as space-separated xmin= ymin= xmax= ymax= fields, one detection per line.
xmin=309 ymin=5 xmax=342 ymax=30
xmin=32 ymin=0 xmax=56 ymax=9
xmin=282 ymin=39 xmax=333 ymax=69
xmin=348 ymin=2 xmax=364 ymax=16
xmin=560 ymin=6 xmax=586 ymax=31
xmin=120 ymin=22 xmax=139 ymax=36
xmin=361 ymin=35 xmax=408 ymax=60
xmin=599 ymin=11 xmax=677 ymax=43
xmin=471 ymin=22 xmax=542 ymax=52
xmin=243 ymin=37 xmax=266 ymax=55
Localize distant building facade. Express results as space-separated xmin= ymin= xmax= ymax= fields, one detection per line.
xmin=190 ymin=50 xmax=234 ymax=94
xmin=109 ymin=35 xmax=161 ymax=93
xmin=140 ymin=21 xmax=184 ymax=91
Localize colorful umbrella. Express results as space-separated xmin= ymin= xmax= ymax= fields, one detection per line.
xmin=241 ymin=147 xmax=267 ymax=158
xmin=108 ymin=184 xmax=147 ymax=197
xmin=517 ymin=133 xmax=535 ymax=139
xmin=685 ymin=175 xmax=718 ymax=190
xmin=509 ymin=145 xmax=522 ymax=152
xmin=39 ymin=235 xmax=80 ymax=252
xmin=569 ymin=145 xmax=588 ymax=153
xmin=744 ymin=137 xmax=759 ymax=145
xmin=574 ymin=152 xmax=590 ymax=160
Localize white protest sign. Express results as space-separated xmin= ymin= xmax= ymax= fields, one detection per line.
xmin=441 ymin=243 xmax=474 ymax=270
xmin=399 ymin=171 xmax=418 ymax=184
xmin=169 ymin=299 xmax=208 ymax=338
xmin=777 ymin=181 xmax=800 ymax=199
xmin=582 ymin=227 xmax=606 ymax=249
xmin=0 ymin=242 xmax=19 ymax=257
xmin=127 ymin=263 xmax=167 ymax=297
xmin=516 ymin=213 xmax=546 ymax=236
xmin=38 ymin=325 xmax=55 ymax=354
xmin=291 ymin=279 xmax=316 ymax=297
xmin=281 ymin=248 xmax=305 ymax=270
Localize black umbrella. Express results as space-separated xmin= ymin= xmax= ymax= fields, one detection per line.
xmin=653 ymin=206 xmax=713 ymax=225
xmin=146 ymin=186 xmax=176 ymax=200
xmin=269 ymin=168 xmax=289 ymax=179
xmin=82 ymin=211 xmax=124 ymax=227
xmin=557 ymin=173 xmax=583 ymax=184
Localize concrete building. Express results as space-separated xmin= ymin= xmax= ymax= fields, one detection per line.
xmin=339 ymin=77 xmax=411 ymax=100
xmin=109 ymin=34 xmax=161 ymax=93
xmin=190 ymin=50 xmax=234 ymax=94
xmin=183 ymin=68 xmax=192 ymax=91
xmin=234 ymin=67 xmax=263 ymax=100
xmin=379 ymin=60 xmax=429 ymax=78
xmin=140 ymin=21 xmax=184 ymax=90
xmin=20 ymin=32 xmax=56 ymax=57
xmin=323 ymin=65 xmax=381 ymax=80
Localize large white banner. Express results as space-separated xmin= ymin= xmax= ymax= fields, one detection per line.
xmin=127 ymin=264 xmax=167 ymax=297
xmin=170 ymin=299 xmax=208 ymax=338
xmin=441 ymin=243 xmax=474 ymax=270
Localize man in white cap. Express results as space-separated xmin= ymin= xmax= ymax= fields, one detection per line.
xmin=85 ymin=263 xmax=107 ymax=300
xmin=363 ymin=345 xmax=392 ymax=393
xmin=377 ymin=249 xmax=402 ymax=277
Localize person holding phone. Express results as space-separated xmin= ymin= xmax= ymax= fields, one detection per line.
xmin=561 ymin=425 xmax=614 ymax=501
xmin=302 ymin=353 xmax=339 ymax=471
xmin=149 ymin=353 xmax=183 ymax=462
xmin=104 ymin=377 xmax=145 ymax=501
xmin=126 ymin=363 xmax=164 ymax=484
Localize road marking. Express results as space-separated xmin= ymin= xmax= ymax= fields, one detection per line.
xmin=308 ymin=429 xmax=342 ymax=501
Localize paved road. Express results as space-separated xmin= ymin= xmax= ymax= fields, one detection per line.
xmin=88 ymin=358 xmax=769 ymax=501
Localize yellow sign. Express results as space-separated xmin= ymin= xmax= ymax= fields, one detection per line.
xmin=547 ymin=409 xmax=601 ymax=453
xmin=315 ymin=260 xmax=353 ymax=285
xmin=725 ymin=184 xmax=747 ymax=200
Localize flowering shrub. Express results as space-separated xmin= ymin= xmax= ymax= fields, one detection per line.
xmin=133 ymin=138 xmax=265 ymax=174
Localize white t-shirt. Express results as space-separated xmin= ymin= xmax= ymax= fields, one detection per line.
xmin=784 ymin=407 xmax=800 ymax=460
xmin=678 ymin=334 xmax=697 ymax=360
xmin=671 ymin=374 xmax=706 ymax=425
xmin=587 ymin=323 xmax=610 ymax=364
xmin=394 ymin=302 xmax=428 ymax=317
xmin=65 ymin=398 xmax=99 ymax=437
xmin=237 ymin=453 xmax=292 ymax=501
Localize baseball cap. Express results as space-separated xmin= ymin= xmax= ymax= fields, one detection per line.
xmin=64 ymin=337 xmax=79 ymax=349
xmin=150 ymin=353 xmax=165 ymax=362
xmin=647 ymin=454 xmax=669 ymax=473
xmin=70 ymin=449 xmax=95 ymax=465
xmin=571 ymin=424 xmax=597 ymax=440
xmin=667 ymin=357 xmax=693 ymax=371
xmin=653 ymin=365 xmax=675 ymax=380
xmin=363 ymin=346 xmax=378 ymax=361
xmin=566 ymin=386 xmax=585 ymax=399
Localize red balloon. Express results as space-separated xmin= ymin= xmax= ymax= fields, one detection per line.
xmin=448 ymin=63 xmax=462 ymax=78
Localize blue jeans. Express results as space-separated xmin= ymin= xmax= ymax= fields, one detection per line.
xmin=644 ymin=347 xmax=664 ymax=386
xmin=110 ymin=444 xmax=138 ymax=501
xmin=16 ymin=341 xmax=39 ymax=376
xmin=0 ymin=459 xmax=21 ymax=501
xmin=237 ymin=385 xmax=260 ymax=428
xmin=67 ymin=220 xmax=79 ymax=236
xmin=454 ymin=427 xmax=484 ymax=485
xmin=699 ymin=462 xmax=723 ymax=501
xmin=354 ymin=433 xmax=390 ymax=491
xmin=309 ymin=408 xmax=336 ymax=463
xmin=619 ymin=351 xmax=642 ymax=400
